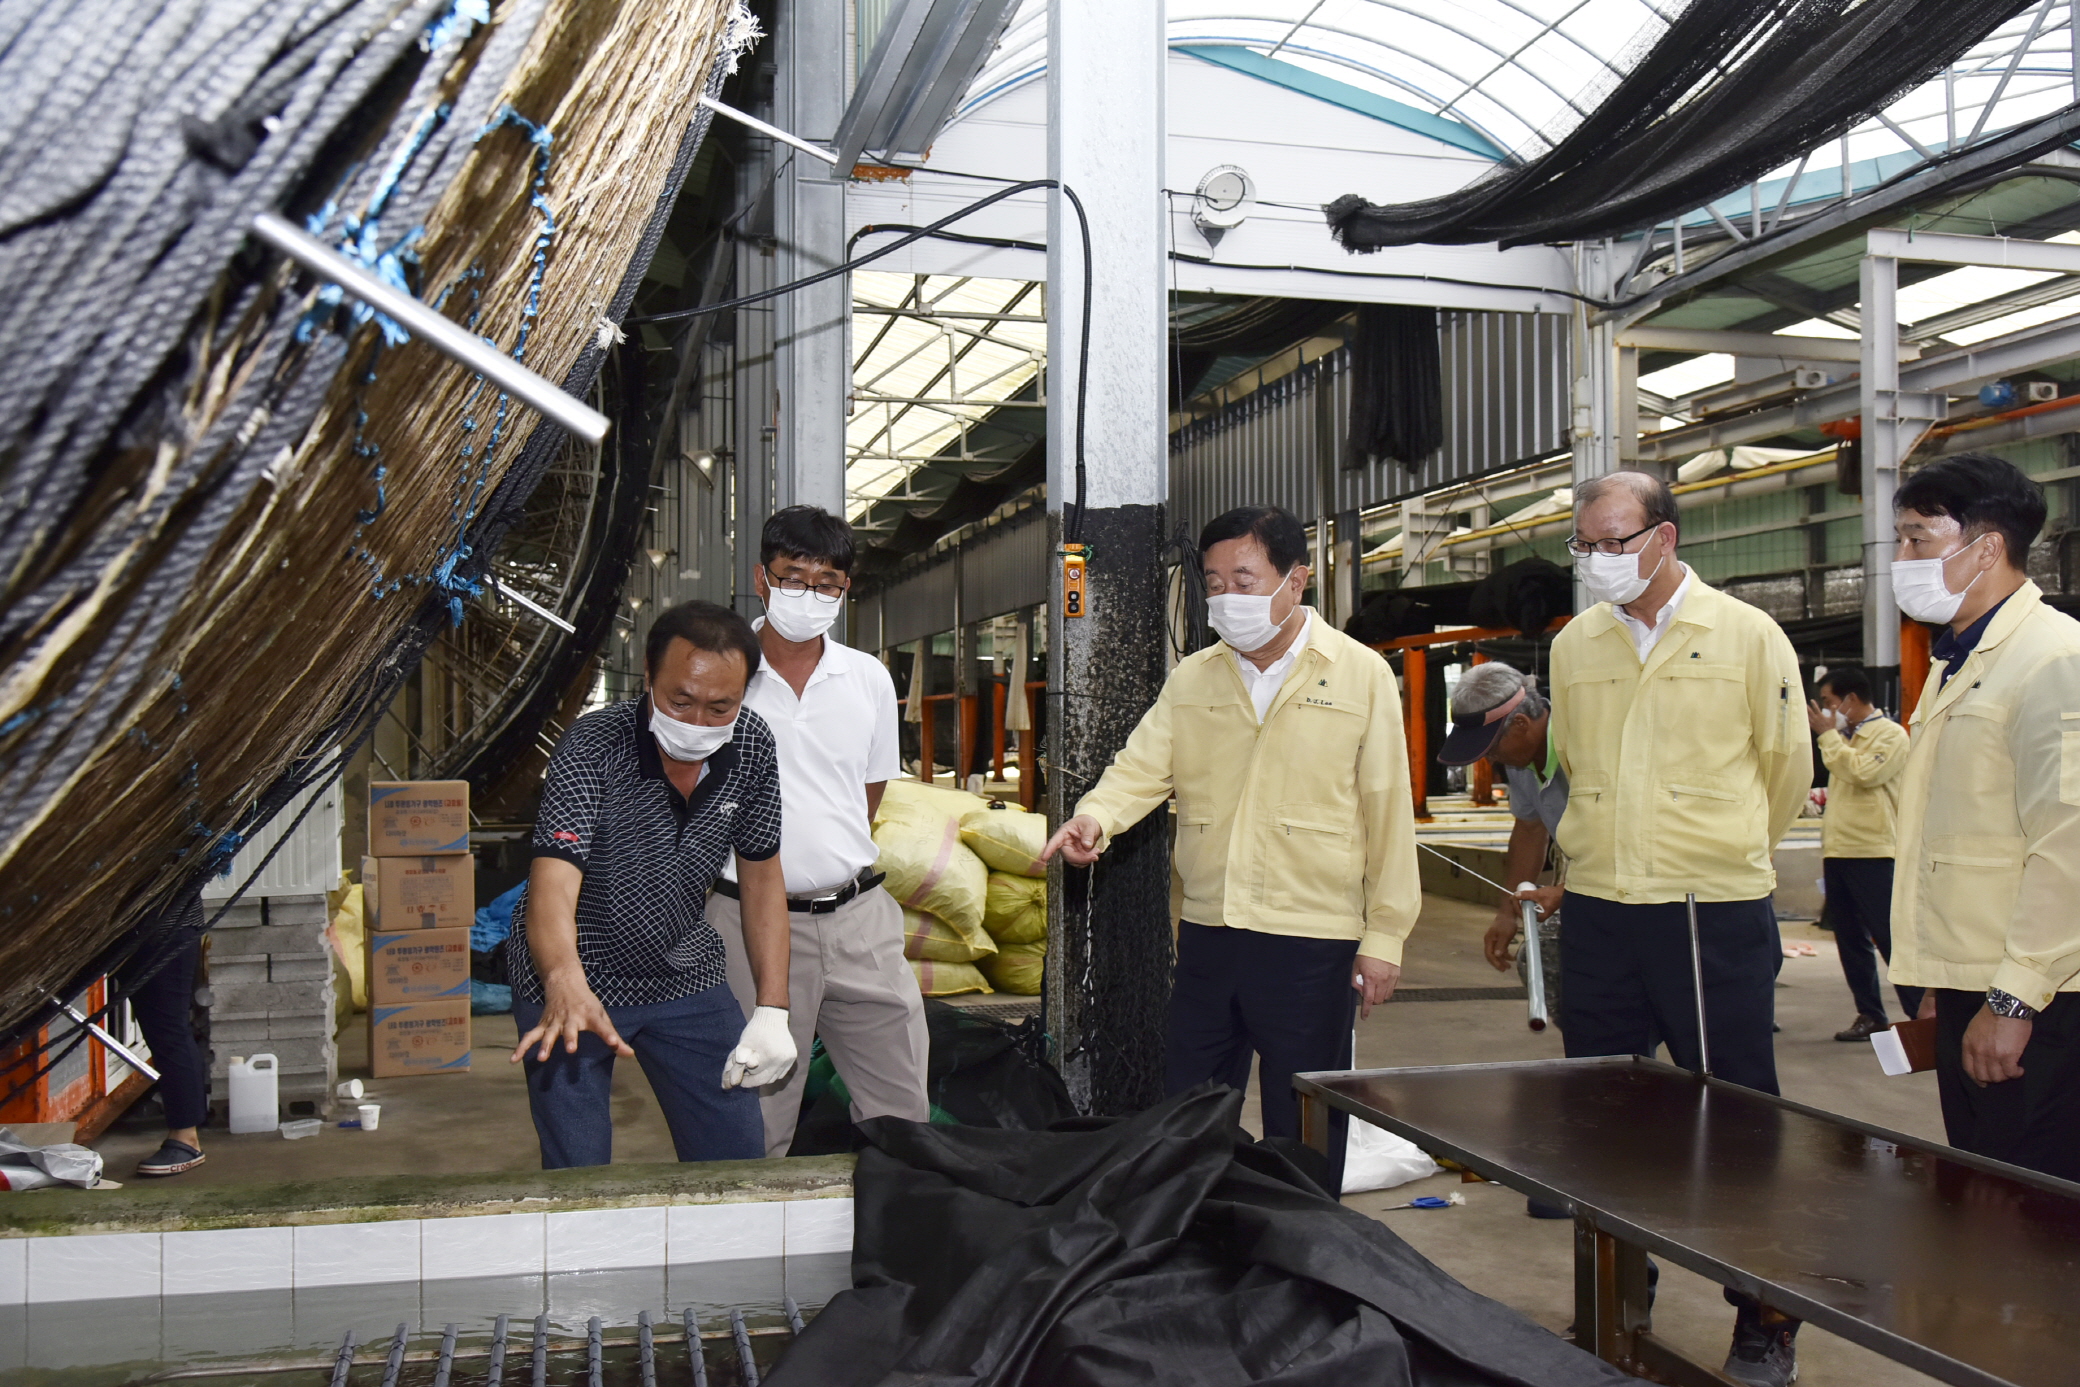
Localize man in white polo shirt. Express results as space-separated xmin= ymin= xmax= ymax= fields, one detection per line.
xmin=712 ymin=506 xmax=928 ymax=1155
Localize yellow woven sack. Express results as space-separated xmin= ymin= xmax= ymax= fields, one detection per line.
xmin=960 ymin=806 xmax=1050 ymax=877
xmin=873 ymin=795 xmax=989 ymax=935
xmin=980 ymin=940 xmax=1045 ymax=995
xmin=874 ymin=777 xmax=987 ymax=828
xmin=983 ymin=871 xmax=1047 ymax=945
xmin=900 ymin=906 xmax=996 ymax=964
xmin=911 ymin=959 xmax=993 ymax=996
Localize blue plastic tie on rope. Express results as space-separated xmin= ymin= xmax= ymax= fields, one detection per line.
xmin=429 ymin=547 xmax=483 ymax=627
xmin=423 ymin=0 xmax=490 ymax=53
xmin=0 ymin=707 xmax=40 ymax=736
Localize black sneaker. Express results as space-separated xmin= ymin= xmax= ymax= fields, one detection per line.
xmin=1724 ymin=1313 xmax=1798 ymax=1386
xmin=1835 ymin=1015 xmax=1886 ymax=1042
xmin=136 ymin=1139 xmax=205 ymax=1178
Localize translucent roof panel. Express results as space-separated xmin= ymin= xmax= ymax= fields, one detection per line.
xmin=966 ymin=1 xmax=2075 ymax=179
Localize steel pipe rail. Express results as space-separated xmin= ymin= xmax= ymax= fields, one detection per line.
xmin=251 ymin=213 xmax=611 ymax=446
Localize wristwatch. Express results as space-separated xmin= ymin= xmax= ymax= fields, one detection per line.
xmin=1986 ymin=988 xmax=2039 ymax=1019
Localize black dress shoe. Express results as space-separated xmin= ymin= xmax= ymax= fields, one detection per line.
xmin=1834 ymin=1015 xmax=1886 ymax=1042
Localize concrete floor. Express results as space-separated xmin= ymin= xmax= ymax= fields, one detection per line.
xmin=90 ymin=893 xmax=1947 ymax=1384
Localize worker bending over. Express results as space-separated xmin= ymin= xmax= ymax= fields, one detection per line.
xmin=714 ymin=506 xmax=927 ymax=1155
xmin=1887 ymin=453 xmax=2080 ymax=1182
xmin=1436 ymin=662 xmax=1566 ymax=978
xmin=506 ymin=601 xmax=795 ymax=1169
xmin=1042 ymin=504 xmax=1420 ymax=1194
xmin=1806 ymin=665 xmax=1915 ymax=1041
xmin=1551 ymin=470 xmax=1811 ymax=1387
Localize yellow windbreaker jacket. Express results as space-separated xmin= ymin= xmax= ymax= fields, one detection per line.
xmin=1817 ymin=716 xmax=1907 ymax=858
xmin=1890 ymin=583 xmax=2080 ymax=1009
xmin=1551 ymin=575 xmax=1811 ymax=904
xmin=1073 ymin=610 xmax=1421 ymax=963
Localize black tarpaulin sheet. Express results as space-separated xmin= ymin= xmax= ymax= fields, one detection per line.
xmin=766 ymin=1085 xmax=1630 ymax=1387
xmin=1326 ymin=0 xmax=2036 ymax=250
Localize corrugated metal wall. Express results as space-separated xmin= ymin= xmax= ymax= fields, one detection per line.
xmin=201 ymin=776 xmax=342 ymax=900
xmin=1168 ymin=311 xmax=1571 ymax=536
xmin=867 ymin=507 xmax=1048 ymax=651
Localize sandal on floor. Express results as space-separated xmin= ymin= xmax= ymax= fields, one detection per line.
xmin=136 ymin=1139 xmax=205 ymax=1178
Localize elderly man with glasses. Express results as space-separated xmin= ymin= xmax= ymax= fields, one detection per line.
xmin=711 ymin=505 xmax=927 ymax=1156
xmin=1551 ymin=470 xmax=1812 ymax=1387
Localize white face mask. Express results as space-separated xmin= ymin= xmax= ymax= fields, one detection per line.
xmin=1576 ymin=538 xmax=1666 ymax=607
xmin=650 ymin=695 xmax=737 ymax=762
xmin=1892 ymin=534 xmax=1988 ymax=625
xmin=1208 ymin=591 xmax=1287 ymax=652
xmin=761 ymin=584 xmax=840 ymax=643
xmin=1831 ymin=709 xmax=1848 ymax=732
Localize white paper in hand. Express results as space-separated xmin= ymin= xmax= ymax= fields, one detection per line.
xmin=1870 ymin=1027 xmax=1912 ymax=1077
xmin=722 ymin=1006 xmax=797 ymax=1089
xmin=1342 ymin=1121 xmax=1442 ymax=1194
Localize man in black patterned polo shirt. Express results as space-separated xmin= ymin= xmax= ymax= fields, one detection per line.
xmin=505 ymin=601 xmax=796 ymax=1168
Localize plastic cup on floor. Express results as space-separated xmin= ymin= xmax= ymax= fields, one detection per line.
xmin=337 ymin=1079 xmax=364 ymax=1101
xmin=358 ymin=1103 xmax=381 ymax=1131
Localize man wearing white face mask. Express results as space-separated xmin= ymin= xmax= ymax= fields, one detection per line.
xmin=711 ymin=506 xmax=925 ymax=1157
xmin=1887 ymin=453 xmax=2080 ymax=1185
xmin=1550 ymin=471 xmax=1811 ymax=1387
xmin=1042 ymin=505 xmax=1420 ymax=1194
xmin=505 ymin=601 xmax=794 ymax=1169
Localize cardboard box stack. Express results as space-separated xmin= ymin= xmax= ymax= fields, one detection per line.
xmin=366 ymin=781 xmax=474 ymax=1078
xmin=207 ymin=893 xmax=338 ymax=1112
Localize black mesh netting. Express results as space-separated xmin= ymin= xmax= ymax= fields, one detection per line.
xmin=1327 ymin=0 xmax=2042 ymax=251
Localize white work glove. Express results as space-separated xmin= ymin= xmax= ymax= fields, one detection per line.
xmin=722 ymin=1005 xmax=796 ymax=1090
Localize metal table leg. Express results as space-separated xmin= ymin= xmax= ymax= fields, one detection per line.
xmin=1300 ymin=1090 xmax=1332 ymax=1156
xmin=1574 ymin=1218 xmax=1728 ymax=1385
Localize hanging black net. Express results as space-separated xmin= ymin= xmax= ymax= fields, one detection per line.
xmin=1327 ymin=0 xmax=2043 ymax=251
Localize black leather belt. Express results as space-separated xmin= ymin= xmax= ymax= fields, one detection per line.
xmin=714 ymin=869 xmax=886 ymax=914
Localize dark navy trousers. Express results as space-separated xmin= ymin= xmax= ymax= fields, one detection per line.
xmin=1166 ymin=921 xmax=1357 ymax=1193
xmin=1558 ymin=892 xmax=1782 ymax=1095
xmin=1824 ymin=856 xmax=1922 ymax=1023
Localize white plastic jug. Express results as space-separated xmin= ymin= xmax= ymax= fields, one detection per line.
xmin=228 ymin=1054 xmax=280 ymax=1134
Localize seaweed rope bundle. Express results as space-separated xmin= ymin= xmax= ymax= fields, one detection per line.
xmin=0 ymin=0 xmax=758 ymax=1063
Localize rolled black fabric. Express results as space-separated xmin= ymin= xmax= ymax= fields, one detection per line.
xmin=767 ymin=1084 xmax=1629 ymax=1386
xmin=1326 ymin=0 xmax=2037 ymax=251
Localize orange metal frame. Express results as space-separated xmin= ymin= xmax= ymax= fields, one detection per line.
xmin=1372 ymin=619 xmax=1569 ymax=821
xmin=0 ymin=978 xmax=152 ymax=1141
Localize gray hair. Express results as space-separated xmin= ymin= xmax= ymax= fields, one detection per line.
xmin=1450 ymin=662 xmax=1546 ymax=723
xmin=1576 ymin=469 xmax=1678 ymax=532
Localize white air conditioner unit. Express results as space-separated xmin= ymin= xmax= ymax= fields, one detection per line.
xmin=1793 ymin=368 xmax=1832 ymax=390
xmin=2027 ymin=381 xmax=2060 ymax=403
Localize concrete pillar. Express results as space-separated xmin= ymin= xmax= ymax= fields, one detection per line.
xmin=1045 ymin=0 xmax=1170 ymax=1116
xmin=771 ymin=0 xmax=849 ymax=516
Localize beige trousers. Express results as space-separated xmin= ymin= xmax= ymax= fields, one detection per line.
xmin=711 ymin=884 xmax=929 ymax=1157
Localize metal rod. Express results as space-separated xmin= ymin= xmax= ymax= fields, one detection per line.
xmin=330 ymin=1331 xmax=357 ymax=1387
xmin=487 ymin=1315 xmax=509 ymax=1387
xmin=730 ymin=1308 xmax=759 ymax=1387
xmin=638 ymin=1311 xmax=655 ymax=1387
xmin=684 ymin=1309 xmax=707 ymax=1387
xmin=1517 ymin=886 xmax=1549 ymax=1032
xmin=783 ymin=1297 xmax=806 ymax=1337
xmin=251 ymin=212 xmax=610 ymax=445
xmin=381 ymin=1325 xmax=408 ymax=1387
xmin=531 ymin=1315 xmax=547 ymax=1387
xmin=433 ymin=1324 xmax=457 ymax=1387
xmin=586 ymin=1317 xmax=603 ymax=1387
xmin=1685 ymin=892 xmax=1711 ymax=1077
xmin=487 ymin=575 xmax=577 ymax=633
xmin=697 ymin=95 xmax=841 ymax=166
xmin=49 ymin=993 xmax=158 ymax=1081
xmin=1415 ymin=840 xmax=1511 ymax=896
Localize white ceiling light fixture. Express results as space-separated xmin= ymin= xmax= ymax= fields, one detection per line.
xmin=1193 ymin=164 xmax=1255 ymax=251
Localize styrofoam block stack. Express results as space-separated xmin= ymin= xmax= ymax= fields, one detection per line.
xmin=206 ymin=894 xmax=338 ymax=1109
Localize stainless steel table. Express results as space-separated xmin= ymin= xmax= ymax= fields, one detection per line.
xmin=1295 ymin=1056 xmax=2080 ymax=1387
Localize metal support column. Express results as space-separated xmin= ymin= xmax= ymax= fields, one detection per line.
xmin=1859 ymin=251 xmax=1913 ymax=677
xmin=772 ymin=0 xmax=849 ymax=516
xmin=1045 ymin=0 xmax=1171 ymax=1116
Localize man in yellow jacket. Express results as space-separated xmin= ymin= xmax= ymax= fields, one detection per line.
xmin=1042 ymin=505 xmax=1420 ymax=1192
xmin=1550 ymin=470 xmax=1811 ymax=1387
xmin=1888 ymin=452 xmax=2080 ymax=1183
xmin=1806 ymin=665 xmax=1915 ymax=1041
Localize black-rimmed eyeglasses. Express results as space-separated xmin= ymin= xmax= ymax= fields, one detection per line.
xmin=765 ymin=567 xmax=847 ymax=602
xmin=1565 ymin=523 xmax=1661 ymax=558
